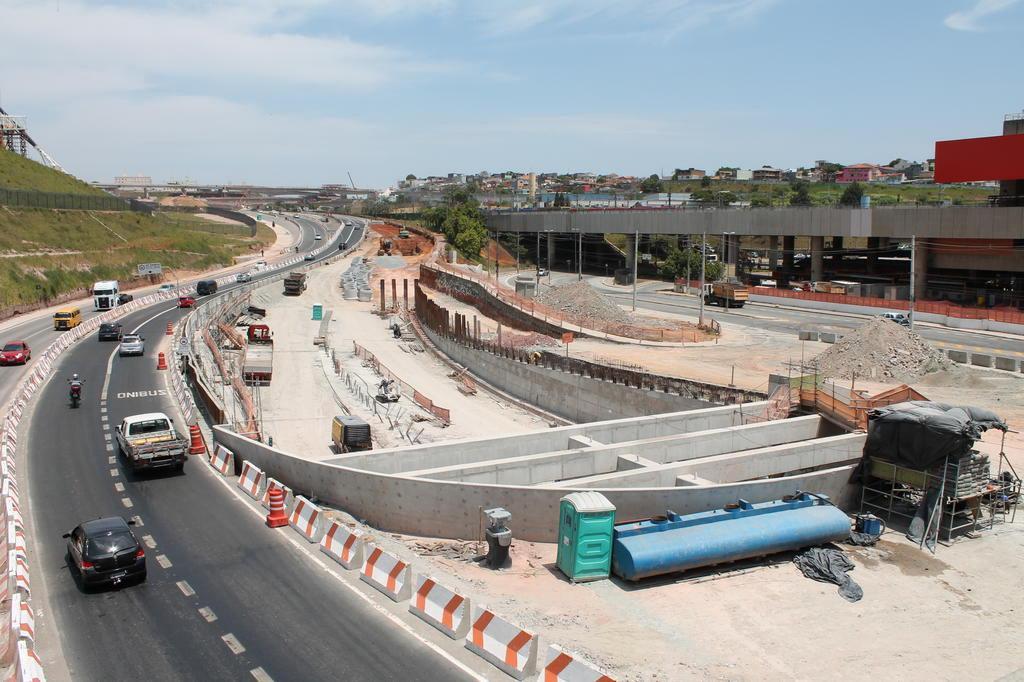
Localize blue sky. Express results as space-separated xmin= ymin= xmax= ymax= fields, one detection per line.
xmin=3 ymin=0 xmax=1023 ymax=187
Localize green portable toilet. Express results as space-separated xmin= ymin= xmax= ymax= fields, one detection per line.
xmin=556 ymin=491 xmax=616 ymax=582
xmin=312 ymin=303 xmax=323 ymax=321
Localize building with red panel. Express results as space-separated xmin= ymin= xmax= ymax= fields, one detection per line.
xmin=935 ymin=113 xmax=1024 ymax=205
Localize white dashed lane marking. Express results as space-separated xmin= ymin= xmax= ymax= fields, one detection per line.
xmin=221 ymin=634 xmax=245 ymax=655
xmin=131 ymin=515 xmax=143 ymax=526
xmin=250 ymin=667 xmax=273 ymax=681
xmin=114 ymin=482 xmax=125 ymax=492
xmin=109 ymin=468 xmax=118 ymax=477
xmin=141 ymin=535 xmax=156 ymax=549
xmin=121 ymin=497 xmax=133 ymax=508
xmin=108 ymin=456 xmax=116 ymax=464
xmin=176 ymin=580 xmax=194 ymax=596
xmin=105 ymin=444 xmax=114 ymax=452
xmin=156 ymin=554 xmax=172 ymax=569
xmin=198 ymin=607 xmax=217 ymax=623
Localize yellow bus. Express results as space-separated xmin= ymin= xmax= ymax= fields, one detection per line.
xmin=53 ymin=306 xmax=82 ymax=331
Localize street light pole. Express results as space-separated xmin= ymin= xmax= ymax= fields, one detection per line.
xmin=632 ymin=229 xmax=639 ymax=312
xmin=909 ymin=234 xmax=916 ymax=330
xmin=699 ymin=229 xmax=706 ymax=326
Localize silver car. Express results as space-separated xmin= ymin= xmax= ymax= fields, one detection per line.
xmin=118 ymin=334 xmax=145 ymax=357
xmin=236 ymin=272 xmax=253 ymax=283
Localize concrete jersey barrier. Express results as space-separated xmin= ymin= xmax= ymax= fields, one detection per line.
xmin=409 ymin=574 xmax=470 ymax=640
xmin=209 ymin=444 xmax=234 ymax=476
xmin=538 ymin=645 xmax=615 ymax=682
xmin=360 ymin=544 xmax=412 ymax=602
xmin=466 ymin=604 xmax=539 ymax=679
xmin=236 ymin=461 xmax=265 ymax=500
xmin=261 ymin=478 xmax=294 ymax=511
xmin=288 ymin=496 xmax=324 ymax=543
xmin=319 ymin=521 xmax=364 ymax=570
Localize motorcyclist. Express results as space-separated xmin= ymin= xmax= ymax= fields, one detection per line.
xmin=68 ymin=373 xmax=83 ymax=388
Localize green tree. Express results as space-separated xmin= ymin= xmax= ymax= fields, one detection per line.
xmin=640 ymin=174 xmax=663 ymax=193
xmin=750 ymin=195 xmax=771 ymax=208
xmin=443 ymin=184 xmax=476 ymax=207
xmin=365 ymin=199 xmax=390 ymax=216
xmin=839 ymin=182 xmax=865 ymax=207
xmin=789 ymin=180 xmax=812 ymax=206
xmin=691 ymin=189 xmax=737 ymax=206
xmin=444 ymin=206 xmax=487 ymax=255
xmin=421 ymin=206 xmax=447 ymax=233
xmin=405 ymin=174 xmax=417 ymax=181
xmin=659 ymin=246 xmax=724 ymax=281
xmin=700 ymin=175 xmax=712 ymax=188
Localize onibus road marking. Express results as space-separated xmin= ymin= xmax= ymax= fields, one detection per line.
xmin=116 ymin=389 xmax=168 ymax=400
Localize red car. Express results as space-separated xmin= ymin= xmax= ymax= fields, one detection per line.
xmin=178 ymin=296 xmax=196 ymax=308
xmin=0 ymin=341 xmax=31 ymax=366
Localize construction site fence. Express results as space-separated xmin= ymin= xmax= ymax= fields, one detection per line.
xmin=352 ymin=341 xmax=451 ymax=423
xmin=0 ymin=186 xmax=145 ymax=211
xmin=414 ymin=282 xmax=764 ymax=405
xmin=422 ymin=262 xmax=717 ymax=343
xmin=751 ymin=286 xmax=1024 ymax=324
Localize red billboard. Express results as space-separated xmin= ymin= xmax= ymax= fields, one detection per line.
xmin=934 ymin=133 xmax=1024 ymax=183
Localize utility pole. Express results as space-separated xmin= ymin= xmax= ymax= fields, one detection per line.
xmin=909 ymin=234 xmax=916 ymax=330
xmin=577 ymin=232 xmax=582 ymax=281
xmin=632 ymin=230 xmax=639 ymax=312
xmin=699 ymin=229 xmax=706 ymax=326
xmin=494 ymin=229 xmax=499 ymax=283
xmin=536 ymin=231 xmax=540 ymax=282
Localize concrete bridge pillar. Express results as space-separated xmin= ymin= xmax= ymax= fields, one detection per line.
xmin=810 ymin=236 xmax=825 ymax=282
xmin=912 ymin=236 xmax=928 ymax=302
xmin=866 ymin=236 xmax=879 ymax=273
xmin=768 ymin=235 xmax=780 ymax=270
xmin=625 ymin=233 xmax=637 ymax=279
xmin=546 ymin=233 xmax=555 ymax=270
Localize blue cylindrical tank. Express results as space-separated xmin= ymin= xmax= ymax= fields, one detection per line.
xmin=612 ymin=493 xmax=851 ymax=581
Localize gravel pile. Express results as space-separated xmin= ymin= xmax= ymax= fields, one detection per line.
xmin=375 ymin=255 xmax=406 ymax=269
xmin=536 ymin=281 xmax=629 ymax=325
xmin=813 ymin=317 xmax=953 ymax=380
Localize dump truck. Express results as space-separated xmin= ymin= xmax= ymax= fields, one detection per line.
xmin=115 ymin=412 xmax=189 ymax=472
xmin=283 ymin=271 xmax=307 ymax=296
xmin=702 ymin=282 xmax=749 ymax=308
xmin=242 ymin=324 xmax=273 ymax=385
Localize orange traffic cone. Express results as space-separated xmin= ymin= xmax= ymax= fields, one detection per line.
xmin=157 ymin=352 xmax=168 ymax=370
xmin=266 ymin=486 xmax=288 ymax=528
xmin=166 ymin=322 xmax=173 ymax=336
xmin=188 ymin=424 xmax=206 ymax=455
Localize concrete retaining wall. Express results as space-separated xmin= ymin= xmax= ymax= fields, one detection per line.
xmin=337 ymin=402 xmax=770 ymax=475
xmin=213 ymin=426 xmax=858 ymax=542
xmin=427 ymin=327 xmax=714 ymax=423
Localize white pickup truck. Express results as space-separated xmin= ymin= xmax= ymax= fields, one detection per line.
xmin=115 ymin=412 xmax=189 ymax=472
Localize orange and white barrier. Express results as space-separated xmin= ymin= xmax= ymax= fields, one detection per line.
xmin=319 ymin=521 xmax=364 ymax=570
xmin=261 ymin=478 xmax=293 ymax=511
xmin=209 ymin=444 xmax=234 ymax=476
xmin=236 ymin=461 xmax=265 ymax=501
xmin=465 ymin=605 xmax=538 ymax=680
xmin=11 ymin=641 xmax=45 ymax=682
xmin=288 ymin=496 xmax=324 ymax=543
xmin=360 ymin=544 xmax=412 ymax=602
xmin=409 ymin=574 xmax=469 ymax=639
xmin=538 ymin=645 xmax=615 ymax=682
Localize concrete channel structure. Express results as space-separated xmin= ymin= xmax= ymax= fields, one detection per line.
xmin=213 ymin=405 xmax=864 ymax=542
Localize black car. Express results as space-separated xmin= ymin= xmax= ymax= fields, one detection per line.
xmin=196 ymin=280 xmax=218 ymax=296
xmin=118 ymin=293 xmax=134 ymax=305
xmin=64 ymin=517 xmax=146 ymax=589
xmin=98 ymin=322 xmax=123 ymax=341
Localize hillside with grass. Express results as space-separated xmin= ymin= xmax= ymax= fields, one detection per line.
xmin=0 ymin=148 xmax=108 ymax=195
xmin=0 ymin=150 xmax=273 ymax=309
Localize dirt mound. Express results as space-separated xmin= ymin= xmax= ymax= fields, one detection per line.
xmin=159 ymin=194 xmax=208 ymax=208
xmin=536 ymin=280 xmax=629 ymax=325
xmin=813 ymin=317 xmax=953 ymax=381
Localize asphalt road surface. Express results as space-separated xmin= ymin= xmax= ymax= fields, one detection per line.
xmin=19 ymin=216 xmax=473 ymax=681
xmin=539 ymin=271 xmax=1024 ymax=358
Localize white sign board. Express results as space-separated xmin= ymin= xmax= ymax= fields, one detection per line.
xmin=138 ymin=262 xmax=163 ymax=276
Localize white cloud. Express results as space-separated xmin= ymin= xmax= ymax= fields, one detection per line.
xmin=944 ymin=0 xmax=1020 ymax=31
xmin=1 ymin=1 xmax=445 ymax=105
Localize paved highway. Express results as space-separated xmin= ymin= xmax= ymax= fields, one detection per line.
xmin=535 ymin=271 xmax=1024 ymax=358
xmin=19 ymin=217 xmax=476 ymax=680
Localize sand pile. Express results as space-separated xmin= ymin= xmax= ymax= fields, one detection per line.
xmin=536 ymin=281 xmax=629 ymax=325
xmin=813 ymin=317 xmax=952 ymax=380
xmin=159 ymin=194 xmax=208 ymax=208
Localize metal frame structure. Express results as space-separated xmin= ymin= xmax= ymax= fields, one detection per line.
xmin=859 ymin=450 xmax=1019 ymax=551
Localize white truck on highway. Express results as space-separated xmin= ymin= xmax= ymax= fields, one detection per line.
xmin=114 ymin=412 xmax=189 ymax=472
xmin=93 ymin=280 xmax=120 ymax=311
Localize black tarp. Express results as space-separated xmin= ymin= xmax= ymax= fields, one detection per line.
xmin=865 ymin=401 xmax=1006 ymax=470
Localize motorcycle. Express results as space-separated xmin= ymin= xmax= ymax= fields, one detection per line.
xmin=68 ymin=380 xmax=83 ymax=408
